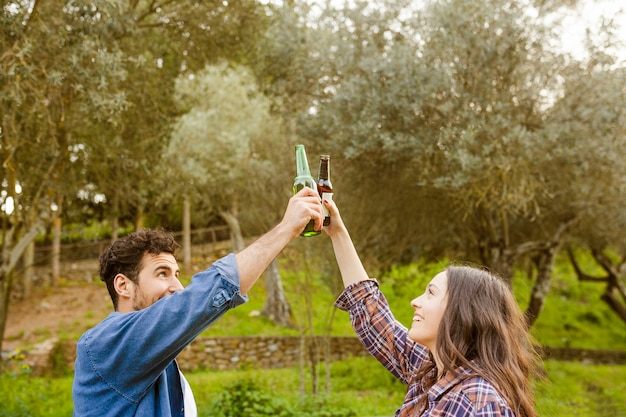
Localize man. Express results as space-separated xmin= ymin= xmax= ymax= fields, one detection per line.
xmin=72 ymin=187 xmax=323 ymax=417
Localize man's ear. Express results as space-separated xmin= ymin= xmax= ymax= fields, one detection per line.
xmin=113 ymin=273 xmax=133 ymax=300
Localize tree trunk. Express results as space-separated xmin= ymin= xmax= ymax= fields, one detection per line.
xmin=308 ymin=337 xmax=319 ymax=395
xmin=477 ymin=207 xmax=515 ymax=285
xmin=219 ymin=209 xmax=244 ymax=252
xmin=0 ymin=223 xmax=43 ymax=354
xmin=22 ymin=241 xmax=35 ymax=298
xmin=51 ymin=214 xmax=62 ymax=287
xmin=0 ymin=269 xmax=13 ymax=355
xmin=593 ymin=250 xmax=626 ymax=324
xmin=570 ymin=248 xmax=626 ymax=325
xmin=261 ymin=259 xmax=293 ymax=327
xmin=525 ymin=246 xmax=558 ymax=327
xmin=135 ymin=206 xmax=144 ymax=231
xmin=299 ymin=335 xmax=306 ymax=397
xmin=487 ymin=245 xmax=516 ymax=285
xmin=111 ymin=193 xmax=120 ymax=241
xmin=523 ymin=220 xmax=574 ymax=326
xmin=601 ymin=286 xmax=626 ymax=323
xmin=112 ymin=216 xmax=119 ymax=241
xmin=182 ymin=197 xmax=192 ymax=273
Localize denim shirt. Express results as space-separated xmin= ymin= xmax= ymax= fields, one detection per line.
xmin=72 ymin=253 xmax=248 ymax=417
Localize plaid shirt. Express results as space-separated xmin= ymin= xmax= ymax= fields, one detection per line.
xmin=335 ymin=279 xmax=516 ymax=417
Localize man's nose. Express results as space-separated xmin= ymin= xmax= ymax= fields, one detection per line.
xmin=170 ymin=278 xmax=184 ymax=292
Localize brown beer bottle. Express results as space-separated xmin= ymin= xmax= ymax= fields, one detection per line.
xmin=293 ymin=144 xmax=320 ymax=237
xmin=317 ymin=154 xmax=333 ymax=226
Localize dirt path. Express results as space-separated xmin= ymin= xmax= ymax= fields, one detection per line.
xmin=3 ymin=283 xmax=112 ymax=352
xmin=2 ymin=242 xmax=229 ymax=353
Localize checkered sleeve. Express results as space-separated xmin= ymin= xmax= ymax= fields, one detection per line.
xmin=335 ymin=279 xmax=429 ymax=385
xmin=439 ymin=377 xmax=516 ymax=417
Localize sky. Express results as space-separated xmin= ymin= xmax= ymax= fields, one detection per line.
xmin=558 ymin=0 xmax=626 ymax=61
xmin=276 ymin=0 xmax=626 ymax=62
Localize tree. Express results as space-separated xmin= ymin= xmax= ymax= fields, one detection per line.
xmin=292 ymin=0 xmax=626 ymax=329
xmin=547 ymin=51 xmax=626 ymax=325
xmin=163 ymin=62 xmax=294 ymax=324
xmin=0 ymin=0 xmax=130 ymax=352
xmin=166 ymin=62 xmax=281 ymax=234
xmin=311 ymin=0 xmax=563 ymax=275
xmin=73 ymin=0 xmax=273 ymax=237
xmin=261 ymin=260 xmax=293 ymax=327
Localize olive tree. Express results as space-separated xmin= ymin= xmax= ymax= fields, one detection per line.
xmin=295 ymin=0 xmax=626 ymax=327
xmin=0 ymin=0 xmax=129 ymax=352
xmin=163 ymin=62 xmax=295 ymax=324
xmin=546 ymin=50 xmax=626 ymax=324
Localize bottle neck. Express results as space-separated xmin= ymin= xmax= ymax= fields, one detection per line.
xmin=318 ymin=155 xmax=330 ymax=180
xmin=318 ymin=161 xmax=329 ymax=179
xmin=295 ymin=146 xmax=311 ymax=176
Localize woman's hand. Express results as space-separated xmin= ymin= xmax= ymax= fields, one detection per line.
xmin=322 ymin=197 xmax=347 ymax=238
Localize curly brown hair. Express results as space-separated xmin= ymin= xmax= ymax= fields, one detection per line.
xmin=99 ymin=228 xmax=179 ymax=310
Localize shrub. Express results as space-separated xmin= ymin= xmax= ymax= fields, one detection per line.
xmin=0 ymin=350 xmax=31 ymax=377
xmin=205 ymin=377 xmax=358 ymax=417
xmin=207 ymin=378 xmax=293 ymax=417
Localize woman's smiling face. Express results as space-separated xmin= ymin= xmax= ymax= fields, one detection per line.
xmin=408 ymin=271 xmax=448 ymax=351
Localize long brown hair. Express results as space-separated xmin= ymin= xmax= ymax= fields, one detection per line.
xmin=415 ymin=265 xmax=539 ymax=417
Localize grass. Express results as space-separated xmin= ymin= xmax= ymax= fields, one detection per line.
xmin=535 ymin=361 xmax=626 ymax=416
xmin=1 ymin=359 xmax=625 ymax=416
xmin=0 ymin=374 xmax=74 ymax=417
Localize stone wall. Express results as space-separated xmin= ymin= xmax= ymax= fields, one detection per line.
xmin=539 ymin=346 xmax=626 ymax=365
xmin=176 ymin=336 xmax=369 ymax=372
xmin=27 ymin=336 xmax=369 ymax=376
xmin=22 ymin=336 xmax=626 ymax=376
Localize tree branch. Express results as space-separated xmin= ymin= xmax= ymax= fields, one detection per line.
xmin=7 ymin=221 xmax=44 ymax=273
xmin=590 ymin=248 xmax=622 ymax=278
xmin=0 ymin=0 xmax=42 ymax=62
xmin=566 ymin=246 xmax=608 ymax=282
xmin=133 ymin=0 xmax=181 ymax=25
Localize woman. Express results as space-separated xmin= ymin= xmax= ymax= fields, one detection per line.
xmin=323 ymin=198 xmax=538 ymax=417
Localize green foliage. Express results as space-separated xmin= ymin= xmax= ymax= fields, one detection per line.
xmin=162 ymin=61 xmax=290 ymax=236
xmin=325 ymin=356 xmax=404 ymax=393
xmin=0 ymin=374 xmax=73 ymax=417
xmin=204 ymin=375 xmax=358 ymax=417
xmin=207 ymin=378 xmax=293 ymax=416
xmin=378 ymin=259 xmax=451 ymax=327
xmin=189 ymin=361 xmax=402 ymax=416
xmin=0 ymin=350 xmax=31 ymax=377
xmin=59 ymin=221 xmax=134 ymax=244
xmin=48 ymin=343 xmax=73 ymax=378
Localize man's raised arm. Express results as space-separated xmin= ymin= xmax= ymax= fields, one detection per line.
xmin=235 ymin=187 xmax=324 ymax=295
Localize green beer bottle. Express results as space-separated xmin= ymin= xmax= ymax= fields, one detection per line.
xmin=293 ymin=144 xmax=320 ymax=237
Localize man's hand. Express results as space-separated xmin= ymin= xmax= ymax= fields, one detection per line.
xmin=281 ymin=187 xmax=324 ymax=239
xmin=235 ymin=186 xmax=324 ymax=294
